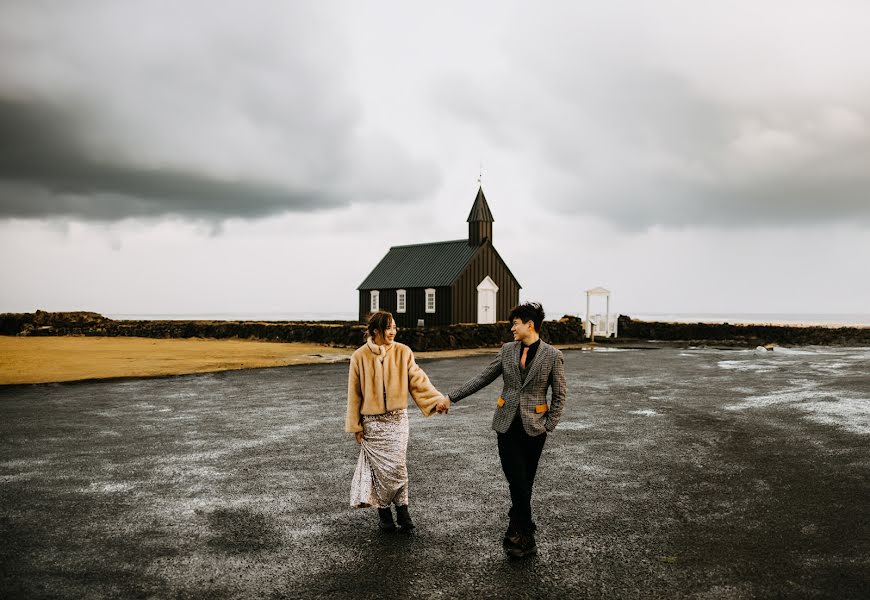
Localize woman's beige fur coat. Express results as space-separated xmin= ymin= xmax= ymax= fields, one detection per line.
xmin=345 ymin=339 xmax=443 ymax=432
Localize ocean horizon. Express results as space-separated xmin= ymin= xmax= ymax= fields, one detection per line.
xmin=103 ymin=311 xmax=870 ymax=327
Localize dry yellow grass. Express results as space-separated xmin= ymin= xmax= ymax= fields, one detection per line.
xmin=0 ymin=336 xmax=356 ymax=385
xmin=0 ymin=336 xmax=512 ymax=385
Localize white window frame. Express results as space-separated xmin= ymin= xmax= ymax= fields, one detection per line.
xmin=370 ymin=290 xmax=379 ymax=312
xmin=425 ymin=288 xmax=436 ymax=313
xmin=396 ymin=289 xmax=406 ymax=313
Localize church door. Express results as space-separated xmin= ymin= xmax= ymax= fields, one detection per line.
xmin=476 ymin=276 xmax=499 ymax=324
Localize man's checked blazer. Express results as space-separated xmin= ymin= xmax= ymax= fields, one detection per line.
xmin=447 ymin=340 xmax=567 ymax=435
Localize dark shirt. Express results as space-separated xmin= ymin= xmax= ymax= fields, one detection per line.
xmin=519 ymin=339 xmax=541 ymax=382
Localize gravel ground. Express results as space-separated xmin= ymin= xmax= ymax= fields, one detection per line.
xmin=1 ymin=345 xmax=868 ymax=599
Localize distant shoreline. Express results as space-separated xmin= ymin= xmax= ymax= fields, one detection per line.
xmin=90 ymin=311 xmax=870 ymax=328
xmin=628 ymin=313 xmax=870 ymax=328
xmin=3 ymin=309 xmax=869 ymax=328
xmin=2 ymin=311 xmax=869 ymax=350
xmin=105 ymin=315 xmax=870 ymax=328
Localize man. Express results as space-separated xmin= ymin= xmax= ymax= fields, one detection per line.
xmin=436 ymin=302 xmax=567 ymax=558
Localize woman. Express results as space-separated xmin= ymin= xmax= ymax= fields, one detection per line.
xmin=346 ymin=310 xmax=445 ymax=532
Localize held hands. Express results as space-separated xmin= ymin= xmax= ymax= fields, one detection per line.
xmin=435 ymin=396 xmax=451 ymax=414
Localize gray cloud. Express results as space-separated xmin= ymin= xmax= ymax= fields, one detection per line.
xmin=3 ymin=0 xmax=869 ymax=229
xmin=441 ymin=68 xmax=870 ymax=229
xmin=0 ymin=1 xmax=440 ymax=221
xmin=0 ymin=99 xmax=345 ymax=219
xmin=435 ymin=2 xmax=870 ymax=230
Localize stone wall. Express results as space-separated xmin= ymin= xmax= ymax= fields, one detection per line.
xmin=616 ymin=315 xmax=870 ymax=347
xmin=0 ymin=311 xmax=585 ymax=351
xmin=2 ymin=311 xmax=868 ymax=348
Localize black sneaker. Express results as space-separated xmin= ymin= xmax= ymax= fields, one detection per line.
xmin=395 ymin=505 xmax=415 ymax=533
xmin=378 ymin=507 xmax=396 ymax=532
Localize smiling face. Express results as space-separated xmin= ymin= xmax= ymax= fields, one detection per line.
xmin=511 ymin=318 xmax=535 ymax=343
xmin=375 ymin=318 xmax=397 ymax=345
xmin=384 ymin=319 xmax=397 ymax=344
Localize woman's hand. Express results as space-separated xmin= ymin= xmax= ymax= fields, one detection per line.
xmin=355 ymin=431 xmax=363 ymax=444
xmin=436 ymin=397 xmax=451 ymax=414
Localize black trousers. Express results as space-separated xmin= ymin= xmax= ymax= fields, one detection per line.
xmin=497 ymin=414 xmax=547 ymax=530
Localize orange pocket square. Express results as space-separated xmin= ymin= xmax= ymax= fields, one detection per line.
xmin=497 ymin=397 xmax=505 ymax=407
xmin=535 ymin=404 xmax=549 ymax=414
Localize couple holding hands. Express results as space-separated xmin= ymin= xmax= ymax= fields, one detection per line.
xmin=346 ymin=302 xmax=567 ymax=558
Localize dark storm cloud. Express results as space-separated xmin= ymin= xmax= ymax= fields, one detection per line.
xmin=0 ymin=1 xmax=441 ymax=221
xmin=0 ymin=99 xmax=341 ymax=219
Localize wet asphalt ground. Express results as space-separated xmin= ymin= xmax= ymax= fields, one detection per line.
xmin=1 ymin=345 xmax=869 ymax=599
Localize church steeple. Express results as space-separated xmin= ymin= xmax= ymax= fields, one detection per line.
xmin=467 ymin=186 xmax=494 ymax=246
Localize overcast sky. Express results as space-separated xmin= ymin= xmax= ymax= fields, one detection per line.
xmin=2 ymin=0 xmax=869 ymax=319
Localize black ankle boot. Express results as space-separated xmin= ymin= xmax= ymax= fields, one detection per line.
xmin=505 ymin=528 xmax=537 ymax=559
xmin=503 ymin=518 xmax=521 ymax=549
xmin=395 ymin=505 xmax=415 ymax=533
xmin=377 ymin=507 xmax=396 ymax=532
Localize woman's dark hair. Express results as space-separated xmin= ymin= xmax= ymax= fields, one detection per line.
xmin=508 ymin=302 xmax=545 ymax=333
xmin=366 ymin=310 xmax=395 ymax=341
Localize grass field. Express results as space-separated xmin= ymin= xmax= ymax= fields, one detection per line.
xmin=0 ymin=336 xmax=511 ymax=385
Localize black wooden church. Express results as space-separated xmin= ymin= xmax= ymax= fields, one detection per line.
xmin=357 ymin=187 xmax=521 ymax=327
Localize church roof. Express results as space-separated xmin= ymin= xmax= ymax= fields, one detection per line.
xmin=466 ymin=186 xmax=494 ymax=223
xmin=358 ymin=240 xmax=479 ymax=289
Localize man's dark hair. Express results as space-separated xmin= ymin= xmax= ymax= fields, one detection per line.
xmin=366 ymin=310 xmax=394 ymax=341
xmin=509 ymin=302 xmax=545 ymax=333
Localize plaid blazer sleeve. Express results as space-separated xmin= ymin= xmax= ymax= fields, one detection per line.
xmin=447 ymin=346 xmax=504 ymax=403
xmin=545 ymin=349 xmax=567 ymax=431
